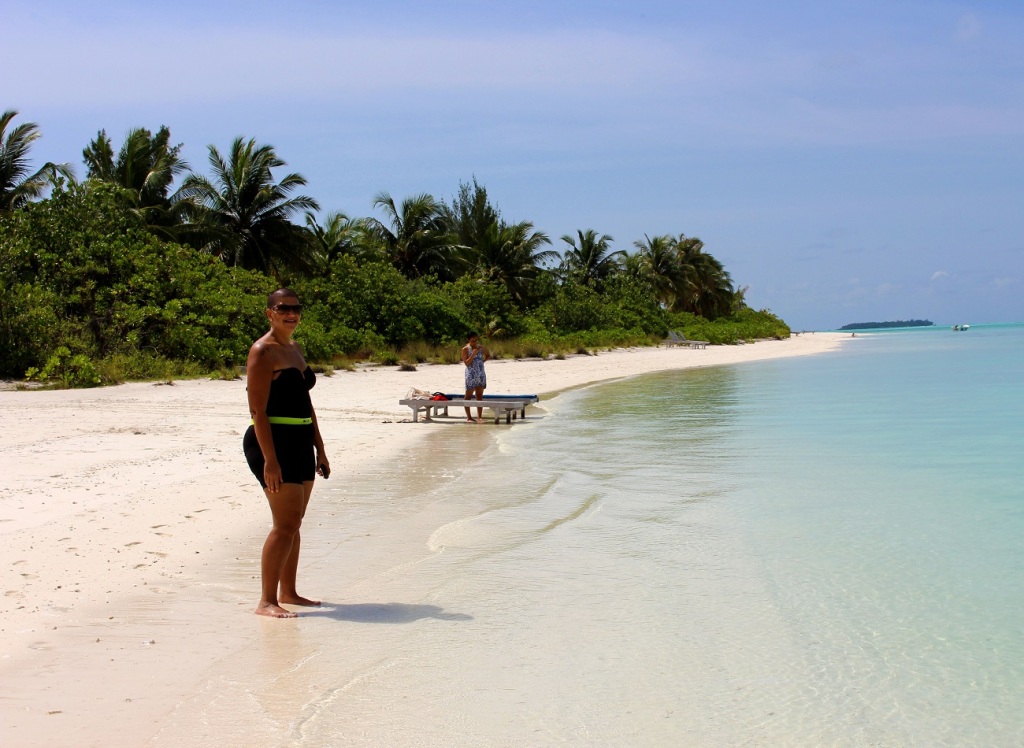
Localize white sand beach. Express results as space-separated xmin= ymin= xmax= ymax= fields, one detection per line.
xmin=0 ymin=334 xmax=846 ymax=746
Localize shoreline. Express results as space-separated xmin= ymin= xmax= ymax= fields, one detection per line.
xmin=0 ymin=334 xmax=847 ymax=745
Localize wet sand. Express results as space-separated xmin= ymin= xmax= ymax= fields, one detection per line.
xmin=0 ymin=335 xmax=846 ymax=746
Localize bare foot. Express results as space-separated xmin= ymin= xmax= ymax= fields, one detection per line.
xmin=279 ymin=594 xmax=321 ymax=607
xmin=466 ymin=417 xmax=476 ymax=422
xmin=255 ymin=602 xmax=298 ymax=618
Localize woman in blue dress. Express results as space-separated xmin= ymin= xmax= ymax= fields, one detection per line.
xmin=460 ymin=332 xmax=491 ymax=422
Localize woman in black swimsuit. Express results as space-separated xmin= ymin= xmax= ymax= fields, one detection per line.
xmin=243 ymin=288 xmax=329 ymax=618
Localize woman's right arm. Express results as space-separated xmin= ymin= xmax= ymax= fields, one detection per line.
xmin=246 ymin=342 xmax=282 ymax=492
xmin=461 ymin=346 xmax=474 ymax=367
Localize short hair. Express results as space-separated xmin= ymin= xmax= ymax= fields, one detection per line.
xmin=267 ymin=288 xmax=299 ymax=308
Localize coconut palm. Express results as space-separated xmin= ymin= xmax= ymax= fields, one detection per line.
xmin=633 ymin=234 xmax=684 ymax=308
xmin=304 ymin=210 xmax=374 ymax=266
xmin=559 ymin=229 xmax=623 ymax=288
xmin=177 ymin=137 xmax=319 ymax=275
xmin=366 ymin=191 xmax=456 ymax=280
xmin=0 ymin=109 xmax=71 ymax=213
xmin=673 ymin=234 xmax=734 ymax=318
xmin=82 ymin=125 xmax=188 ymax=236
xmin=472 ymin=220 xmax=555 ymax=306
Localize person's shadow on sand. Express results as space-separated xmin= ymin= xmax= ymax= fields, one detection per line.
xmin=303 ymin=602 xmax=473 ymax=623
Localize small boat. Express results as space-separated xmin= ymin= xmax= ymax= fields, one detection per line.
xmin=952 ymin=324 xmax=970 ymax=331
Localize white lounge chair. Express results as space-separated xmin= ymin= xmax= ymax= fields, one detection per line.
xmin=399 ymin=395 xmax=539 ymax=424
xmin=665 ymin=330 xmax=709 ymax=349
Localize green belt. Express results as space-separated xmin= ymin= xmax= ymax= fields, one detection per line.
xmin=251 ymin=416 xmax=313 ymax=425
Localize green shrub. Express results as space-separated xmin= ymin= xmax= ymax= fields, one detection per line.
xmin=26 ymin=346 xmax=103 ymax=388
xmin=668 ymin=308 xmax=790 ymax=344
xmin=0 ymin=182 xmax=268 ymax=378
xmin=95 ymin=350 xmax=203 ymax=383
xmin=372 ymin=348 xmax=400 ymax=366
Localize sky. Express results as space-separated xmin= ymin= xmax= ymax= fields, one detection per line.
xmin=3 ymin=0 xmax=1023 ymax=329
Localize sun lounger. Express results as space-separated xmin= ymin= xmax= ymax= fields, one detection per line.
xmin=665 ymin=330 xmax=709 ymax=349
xmin=399 ymin=394 xmax=539 ymax=424
xmin=442 ymin=394 xmax=537 ymax=414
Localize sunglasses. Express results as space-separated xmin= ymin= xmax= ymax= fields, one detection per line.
xmin=272 ymin=303 xmax=303 ymax=314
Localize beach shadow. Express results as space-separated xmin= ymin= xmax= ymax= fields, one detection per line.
xmin=303 ymin=602 xmax=473 ymax=624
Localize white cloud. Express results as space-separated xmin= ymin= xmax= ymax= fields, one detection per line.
xmin=931 ymin=270 xmax=949 ymax=281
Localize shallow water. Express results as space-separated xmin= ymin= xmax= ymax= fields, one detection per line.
xmin=152 ymin=326 xmax=1024 ymax=746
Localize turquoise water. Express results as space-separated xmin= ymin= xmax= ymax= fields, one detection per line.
xmin=201 ymin=327 xmax=1023 ymax=746
xmin=389 ymin=324 xmax=1024 ymax=745
xmin=707 ymin=325 xmax=1024 ymax=744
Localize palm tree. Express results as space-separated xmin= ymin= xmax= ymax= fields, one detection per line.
xmin=559 ymin=229 xmax=623 ymax=287
xmin=366 ymin=191 xmax=456 ymax=280
xmin=673 ymin=234 xmax=734 ymax=318
xmin=472 ymin=220 xmax=556 ymax=306
xmin=304 ymin=210 xmax=374 ymax=266
xmin=633 ymin=234 xmax=684 ymax=308
xmin=177 ymin=137 xmax=319 ymax=275
xmin=82 ymin=125 xmax=188 ymax=236
xmin=0 ymin=110 xmax=71 ymax=214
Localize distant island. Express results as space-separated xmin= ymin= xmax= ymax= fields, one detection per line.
xmin=839 ymin=319 xmax=934 ymax=330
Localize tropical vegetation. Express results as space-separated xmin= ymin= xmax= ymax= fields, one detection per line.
xmin=0 ymin=109 xmax=790 ymax=386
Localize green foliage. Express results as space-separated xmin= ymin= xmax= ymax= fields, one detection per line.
xmin=0 ymin=282 xmax=65 ymax=377
xmin=372 ymin=348 xmax=400 ymax=366
xmin=0 ymin=131 xmax=794 ymax=385
xmin=177 ymin=137 xmax=319 ymax=275
xmin=631 ymin=233 xmax=735 ymax=319
xmin=440 ymin=276 xmax=524 ymax=339
xmin=366 ymin=191 xmax=456 ymax=280
xmin=536 ymin=282 xmax=612 ymax=333
xmin=600 ymin=273 xmax=668 ymax=334
xmin=0 ymin=181 xmax=268 ymax=379
xmin=81 ymin=125 xmax=189 ymax=238
xmin=530 ymin=278 xmax=666 ymax=337
xmin=559 ymin=229 xmax=623 ymax=288
xmin=95 ymin=350 xmax=206 ymax=383
xmin=1 ymin=110 xmax=70 ymax=213
xmin=295 ymin=256 xmax=423 ymax=349
xmin=26 ymin=346 xmax=102 ymax=387
xmin=669 ymin=307 xmax=791 ymax=344
xmin=293 ymin=259 xmax=525 ymax=352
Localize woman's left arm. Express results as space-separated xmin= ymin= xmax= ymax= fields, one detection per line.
xmin=311 ymin=406 xmax=329 ymax=475
xmin=297 ymin=342 xmax=329 ymax=476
